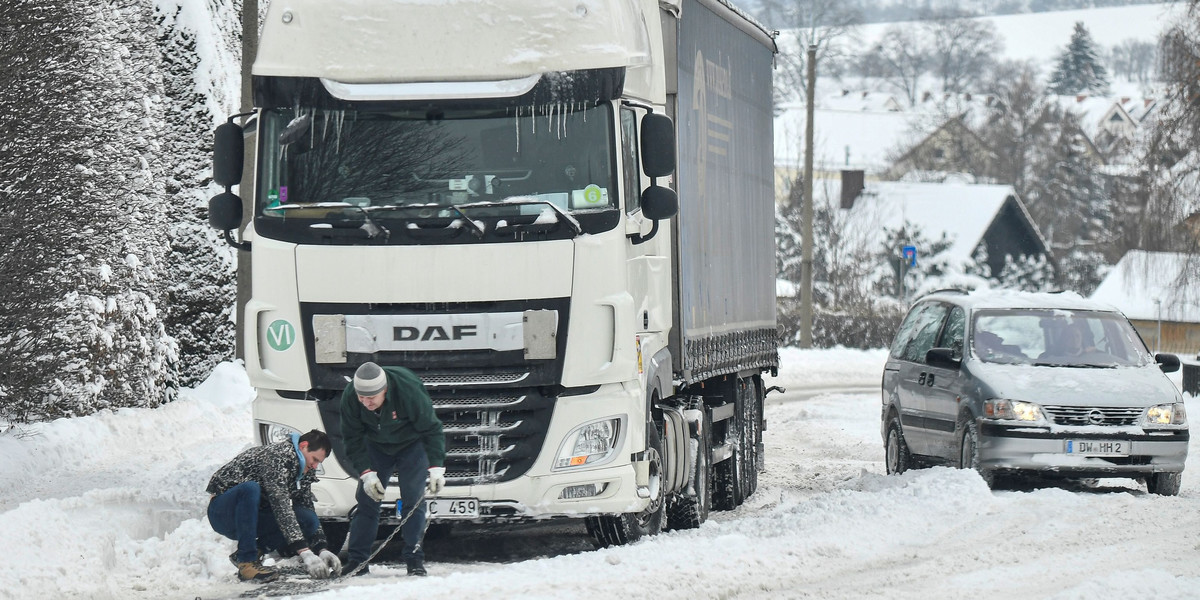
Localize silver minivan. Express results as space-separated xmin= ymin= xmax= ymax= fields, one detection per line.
xmin=882 ymin=289 xmax=1188 ymax=494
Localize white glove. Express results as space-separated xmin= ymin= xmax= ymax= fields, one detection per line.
xmin=300 ymin=549 xmax=330 ymax=579
xmin=318 ymin=549 xmax=341 ymax=575
xmin=361 ymin=470 xmax=385 ymax=501
xmin=427 ymin=466 xmax=446 ymax=495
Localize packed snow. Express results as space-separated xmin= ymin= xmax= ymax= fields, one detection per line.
xmin=2 ymin=347 xmax=1198 ymax=600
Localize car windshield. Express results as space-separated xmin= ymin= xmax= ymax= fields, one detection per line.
xmin=254 ymin=103 xmax=618 ymax=243
xmin=972 ymin=308 xmax=1154 ymax=368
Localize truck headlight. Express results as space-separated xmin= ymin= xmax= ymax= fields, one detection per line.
xmin=258 ymin=421 xmax=300 ymax=445
xmin=553 ymin=416 xmax=624 ymax=470
xmin=983 ymin=399 xmax=1046 ymax=423
xmin=1143 ymin=403 xmax=1187 ymax=427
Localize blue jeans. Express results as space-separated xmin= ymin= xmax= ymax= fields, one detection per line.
xmin=346 ymin=441 xmax=429 ymax=564
xmin=208 ymin=481 xmax=320 ymax=562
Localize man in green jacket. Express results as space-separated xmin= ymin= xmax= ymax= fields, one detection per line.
xmin=339 ymin=361 xmax=445 ymax=577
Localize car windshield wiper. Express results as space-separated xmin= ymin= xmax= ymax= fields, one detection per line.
xmin=1033 ymin=361 xmax=1115 ymax=369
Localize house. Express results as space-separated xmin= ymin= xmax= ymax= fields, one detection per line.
xmin=1090 ymin=250 xmax=1200 ymax=354
xmin=773 ymin=103 xmax=943 ymax=198
xmin=884 ymin=114 xmax=994 ymax=181
xmin=831 ymin=172 xmax=1052 ymax=282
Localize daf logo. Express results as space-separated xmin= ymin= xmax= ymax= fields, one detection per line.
xmin=394 ymin=325 xmax=478 ymax=342
xmin=1087 ymin=409 xmax=1105 ymax=425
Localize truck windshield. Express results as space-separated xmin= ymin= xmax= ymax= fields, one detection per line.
xmin=254 ymin=103 xmax=619 ymax=244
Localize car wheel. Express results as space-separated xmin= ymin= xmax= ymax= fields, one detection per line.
xmin=1146 ymin=472 xmax=1182 ymax=496
xmin=885 ymin=415 xmax=911 ymax=475
xmin=958 ymin=417 xmax=995 ymax=489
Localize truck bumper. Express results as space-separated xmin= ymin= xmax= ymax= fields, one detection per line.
xmin=256 ymin=384 xmax=652 ymax=523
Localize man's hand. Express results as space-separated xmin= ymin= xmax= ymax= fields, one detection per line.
xmin=361 ymin=470 xmax=385 ymax=501
xmin=318 ymin=549 xmax=341 ymax=575
xmin=427 ymin=466 xmax=446 ymax=495
xmin=300 ymin=549 xmax=330 ymax=579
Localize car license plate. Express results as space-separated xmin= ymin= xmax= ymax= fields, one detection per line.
xmin=1065 ymin=440 xmax=1129 ymax=456
xmin=425 ymin=497 xmax=479 ymax=519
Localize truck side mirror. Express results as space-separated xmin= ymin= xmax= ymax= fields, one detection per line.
xmin=209 ymin=191 xmax=243 ymax=232
xmin=213 ymin=122 xmax=245 ymax=188
xmin=640 ymin=113 xmax=676 ymax=178
xmin=641 ymin=185 xmax=678 ymax=221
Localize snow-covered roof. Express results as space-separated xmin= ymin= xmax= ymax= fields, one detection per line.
xmin=835 ymin=180 xmax=1030 ymax=263
xmin=775 ymin=104 xmax=940 ymax=174
xmin=821 ymin=91 xmax=903 ymax=112
xmin=1090 ymin=250 xmax=1200 ymax=323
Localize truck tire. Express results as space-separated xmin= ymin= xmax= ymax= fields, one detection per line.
xmin=322 ymin=521 xmax=349 ymax=556
xmin=666 ymin=411 xmax=711 ymax=530
xmin=586 ymin=427 xmax=665 ymax=547
xmin=741 ymin=378 xmax=760 ymax=499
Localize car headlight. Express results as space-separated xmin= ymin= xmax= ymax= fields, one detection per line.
xmin=983 ymin=399 xmax=1046 ymax=423
xmin=1143 ymin=403 xmax=1187 ymax=427
xmin=553 ymin=416 xmax=624 ymax=470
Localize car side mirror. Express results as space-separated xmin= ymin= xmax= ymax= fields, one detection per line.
xmin=1156 ymin=353 xmax=1180 ymax=373
xmin=926 ymin=347 xmax=961 ymax=370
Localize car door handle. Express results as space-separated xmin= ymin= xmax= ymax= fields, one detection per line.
xmin=918 ymin=372 xmax=935 ymax=387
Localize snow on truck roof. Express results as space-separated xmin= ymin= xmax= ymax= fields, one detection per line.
xmin=920 ymin=288 xmax=1123 ymax=313
xmin=254 ymin=0 xmax=656 ymax=84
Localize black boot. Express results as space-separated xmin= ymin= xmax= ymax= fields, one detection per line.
xmin=406 ymin=559 xmax=427 ymax=576
xmin=340 ymin=559 xmax=370 ymax=577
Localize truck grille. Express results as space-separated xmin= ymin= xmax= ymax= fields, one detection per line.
xmin=1042 ymin=405 xmax=1142 ymax=426
xmin=431 ymin=389 xmax=554 ymax=485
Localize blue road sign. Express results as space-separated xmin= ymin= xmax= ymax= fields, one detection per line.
xmin=902 ymin=245 xmax=917 ymax=267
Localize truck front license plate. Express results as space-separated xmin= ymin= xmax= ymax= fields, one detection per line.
xmin=425 ymin=498 xmax=479 ymax=519
xmin=1065 ymin=440 xmax=1129 ymax=457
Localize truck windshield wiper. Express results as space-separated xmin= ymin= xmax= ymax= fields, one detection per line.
xmin=458 ymin=198 xmax=583 ymax=236
xmin=270 ymin=202 xmax=389 ymax=239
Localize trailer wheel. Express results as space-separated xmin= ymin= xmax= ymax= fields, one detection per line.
xmin=586 ymin=426 xmax=665 ymax=547
xmin=666 ymin=411 xmax=711 ymax=530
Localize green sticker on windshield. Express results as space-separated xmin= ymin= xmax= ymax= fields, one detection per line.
xmin=580 ymin=185 xmax=605 ymax=206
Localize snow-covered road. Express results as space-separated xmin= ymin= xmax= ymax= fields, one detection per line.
xmin=2 ymin=348 xmax=1198 ymax=600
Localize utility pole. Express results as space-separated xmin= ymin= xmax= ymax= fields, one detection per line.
xmin=235 ymin=0 xmax=258 ymax=361
xmin=799 ymin=42 xmax=817 ymax=348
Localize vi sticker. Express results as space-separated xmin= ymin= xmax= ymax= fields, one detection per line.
xmin=267 ymin=319 xmax=296 ymax=351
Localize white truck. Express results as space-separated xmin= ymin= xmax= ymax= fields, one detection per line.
xmin=208 ymin=0 xmax=777 ymax=549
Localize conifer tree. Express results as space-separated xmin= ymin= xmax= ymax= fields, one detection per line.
xmin=1048 ymin=22 xmax=1111 ymax=95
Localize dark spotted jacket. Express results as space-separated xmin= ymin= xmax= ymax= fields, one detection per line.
xmin=206 ymin=435 xmax=326 ymax=554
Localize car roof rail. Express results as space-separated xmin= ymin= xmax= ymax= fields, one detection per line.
xmin=919 ymin=287 xmax=971 ymax=298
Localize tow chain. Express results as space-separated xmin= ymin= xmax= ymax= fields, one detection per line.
xmin=339 ymin=488 xmax=429 ymax=578
xmin=239 ymin=490 xmax=433 ymax=598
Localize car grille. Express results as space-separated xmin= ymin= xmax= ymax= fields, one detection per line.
xmin=1042 ymin=405 xmax=1142 ymax=426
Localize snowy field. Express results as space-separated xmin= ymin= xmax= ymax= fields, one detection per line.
xmin=2 ymin=348 xmax=1199 ymax=599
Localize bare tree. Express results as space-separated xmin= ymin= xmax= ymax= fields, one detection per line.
xmin=866 ymin=25 xmax=932 ymax=106
xmin=921 ymin=9 xmax=1003 ymax=93
xmin=1109 ymin=39 xmax=1157 ymax=84
xmin=762 ymin=0 xmax=863 ymax=103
